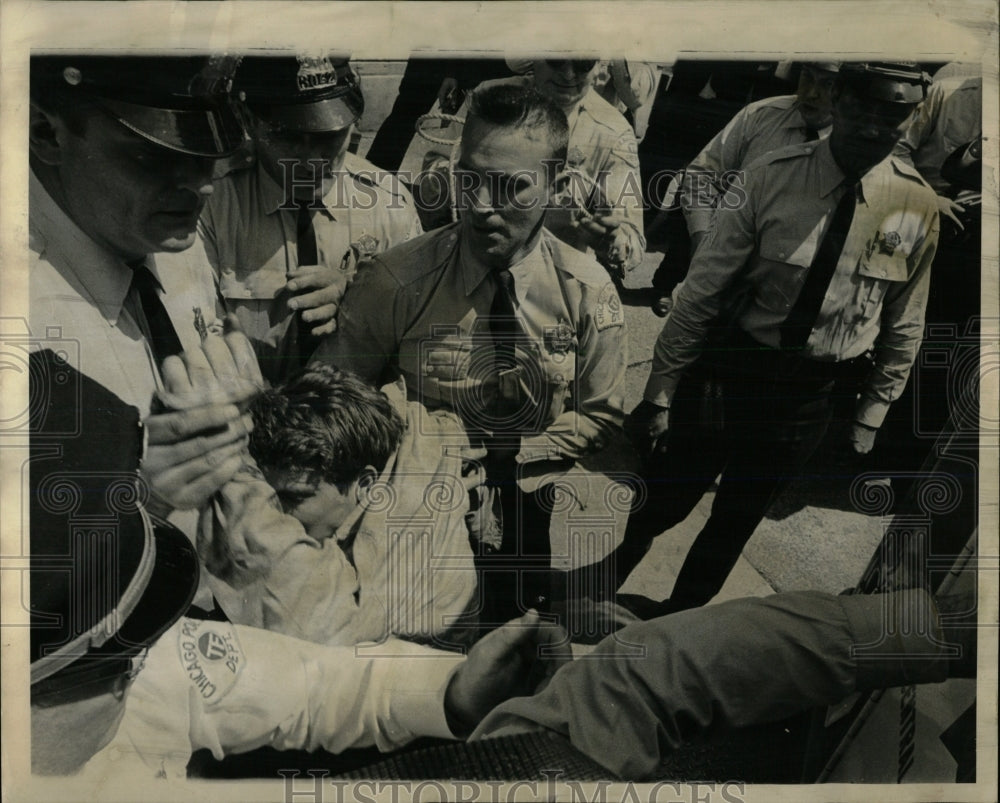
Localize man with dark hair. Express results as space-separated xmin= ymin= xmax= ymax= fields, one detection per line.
xmin=28 ymin=343 xmax=565 ymax=777
xmin=409 ymin=60 xmax=645 ymax=277
xmin=226 ymin=364 xmax=479 ymax=645
xmin=605 ymin=63 xmax=940 ymax=612
xmin=314 ymin=83 xmax=628 ymax=625
xmin=200 ymin=54 xmax=422 ymax=385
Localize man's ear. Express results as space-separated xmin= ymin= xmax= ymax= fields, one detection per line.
xmin=29 ymin=103 xmax=66 ymax=166
xmin=353 ymin=466 xmax=379 ymax=503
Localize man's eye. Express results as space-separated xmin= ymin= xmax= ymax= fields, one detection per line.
xmin=276 ymin=492 xmax=308 ymax=512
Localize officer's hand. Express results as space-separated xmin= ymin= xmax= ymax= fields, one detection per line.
xmin=849 ymin=422 xmax=878 ymax=455
xmin=456 ymin=446 xmax=489 ymax=493
xmin=287 ymin=265 xmax=350 ymax=337
xmin=936 ymin=194 xmax=965 ymax=231
xmin=156 ymin=329 xmax=263 ymax=412
xmin=625 ymin=399 xmax=671 ymax=456
xmin=142 ymin=330 xmax=263 ymax=514
xmin=444 ymin=609 xmax=571 ymax=737
xmin=578 ymin=214 xmax=635 ymax=274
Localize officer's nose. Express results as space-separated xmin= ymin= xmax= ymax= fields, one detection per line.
xmin=174 ymin=155 xmax=216 ymax=197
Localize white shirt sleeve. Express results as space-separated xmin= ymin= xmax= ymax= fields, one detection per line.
xmin=85 ymin=618 xmax=464 ymax=779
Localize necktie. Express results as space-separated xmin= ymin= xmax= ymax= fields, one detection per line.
xmin=128 ymin=262 xmax=183 ymax=366
xmin=780 ymin=182 xmax=859 ymax=350
xmin=804 ymin=126 xmax=820 ymax=142
xmin=296 ymin=200 xmax=319 ymax=266
xmin=293 ymin=200 xmax=322 ymax=363
xmin=490 ymin=270 xmax=519 ymax=370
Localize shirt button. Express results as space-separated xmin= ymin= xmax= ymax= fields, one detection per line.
xmin=778 ymin=251 xmax=786 ymax=259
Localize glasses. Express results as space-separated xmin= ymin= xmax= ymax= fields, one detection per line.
xmin=31 ymin=648 xmax=149 ymax=708
xmin=545 ymin=59 xmax=598 ymax=74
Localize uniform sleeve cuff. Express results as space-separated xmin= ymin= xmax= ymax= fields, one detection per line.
xmin=855 ymin=396 xmax=890 ymax=429
xmin=839 ymin=591 xmax=950 ymax=689
xmin=643 ymin=375 xmax=676 ymax=408
xmin=383 ymin=651 xmax=466 ymax=741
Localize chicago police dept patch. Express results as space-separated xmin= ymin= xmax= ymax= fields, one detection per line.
xmin=176 ymin=618 xmax=245 ymax=705
xmin=594 ymin=283 xmax=624 ymax=331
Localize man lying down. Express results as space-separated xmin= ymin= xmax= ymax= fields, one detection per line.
xmin=29 ymin=337 xmax=970 ymax=781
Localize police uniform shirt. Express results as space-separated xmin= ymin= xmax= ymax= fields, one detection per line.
xmin=199 ymin=152 xmax=422 ymax=382
xmin=29 ymin=170 xmax=222 ymax=583
xmin=646 ymin=137 xmax=939 ymax=429
xmin=681 ymin=94 xmax=831 ymax=236
xmin=82 ymin=616 xmax=464 ymax=779
xmin=313 ymin=223 xmax=627 ymax=468
xmin=896 ymin=75 xmax=982 ymax=192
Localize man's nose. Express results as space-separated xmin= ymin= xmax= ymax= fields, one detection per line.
xmin=174 ymin=156 xmax=216 ymax=196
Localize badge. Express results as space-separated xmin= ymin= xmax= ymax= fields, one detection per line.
xmin=594 ymin=283 xmax=624 ymax=332
xmin=296 ymin=56 xmax=339 ymax=92
xmin=176 ymin=619 xmax=245 ymax=705
xmin=877 ymin=230 xmax=902 ymax=256
xmin=192 ymin=307 xmax=224 ymax=340
xmin=544 ymin=323 xmax=575 ymax=355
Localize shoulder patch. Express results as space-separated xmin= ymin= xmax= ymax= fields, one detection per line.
xmin=176 ymin=618 xmax=245 ymax=705
xmin=594 ymin=282 xmax=625 ymax=331
xmin=613 ymin=131 xmax=641 ymax=169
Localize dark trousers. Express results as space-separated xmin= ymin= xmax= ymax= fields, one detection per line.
xmin=474 ymin=480 xmax=554 ymax=628
xmin=622 ymin=335 xmax=854 ymax=610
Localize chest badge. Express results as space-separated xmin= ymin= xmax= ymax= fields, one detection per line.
xmin=544 ymin=323 xmax=575 ymax=355
xmin=876 ymin=230 xmax=901 ymax=256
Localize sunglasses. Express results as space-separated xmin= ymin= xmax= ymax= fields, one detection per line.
xmin=544 ymin=59 xmax=598 ymax=74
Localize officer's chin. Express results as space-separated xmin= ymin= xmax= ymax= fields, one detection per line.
xmin=156 ymin=230 xmax=200 ymax=253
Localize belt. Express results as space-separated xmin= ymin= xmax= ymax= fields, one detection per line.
xmin=715 ymin=328 xmax=866 ymax=384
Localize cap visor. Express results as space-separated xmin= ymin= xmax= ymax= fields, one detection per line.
xmin=114 ymin=520 xmax=200 ymax=652
xmin=101 ymin=97 xmax=246 ymax=157
xmin=256 ymin=91 xmax=364 ymax=133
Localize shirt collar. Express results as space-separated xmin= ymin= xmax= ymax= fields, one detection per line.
xmin=30 ymin=169 xmax=138 ymax=325
xmin=258 ymin=163 xmax=338 ymax=221
xmin=457 ymin=225 xmax=546 ymax=298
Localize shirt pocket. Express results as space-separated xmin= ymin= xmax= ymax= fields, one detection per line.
xmin=857 ymin=251 xmax=910 ymax=317
xmin=754 ymin=239 xmax=812 ymax=315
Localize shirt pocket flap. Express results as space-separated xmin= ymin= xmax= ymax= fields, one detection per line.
xmin=759 ymin=236 xmax=815 ymax=268
xmin=218 ymin=267 xmax=286 ymax=300
xmin=858 ymin=252 xmax=910 ymax=283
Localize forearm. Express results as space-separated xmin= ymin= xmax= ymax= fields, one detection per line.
xmin=472 ymin=590 xmax=950 ymax=779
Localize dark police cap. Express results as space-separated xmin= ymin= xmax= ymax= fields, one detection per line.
xmin=29 ymin=350 xmax=198 ymax=704
xmin=838 ymin=62 xmax=931 ymax=104
xmin=235 ymin=54 xmax=364 ymax=133
xmin=31 ymin=54 xmax=246 ymax=158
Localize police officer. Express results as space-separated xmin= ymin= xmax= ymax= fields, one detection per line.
xmin=200 ymin=54 xmax=422 ymax=385
xmin=602 ymin=63 xmax=939 ymax=611
xmin=315 ymin=83 xmax=628 ymax=625
xmin=652 ymin=62 xmax=841 ymax=314
xmin=409 ymin=58 xmax=646 ymax=279
xmin=28 ymin=54 xmax=257 ymax=601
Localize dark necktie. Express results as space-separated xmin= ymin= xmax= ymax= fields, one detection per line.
xmin=780 ymin=182 xmax=859 ymax=350
xmin=293 ymin=200 xmax=322 ymax=363
xmin=490 ymin=270 xmax=519 ymax=370
xmin=804 ymin=126 xmax=820 ymax=142
xmin=128 ymin=262 xmax=183 ymax=366
xmin=296 ymin=200 xmax=319 ymax=266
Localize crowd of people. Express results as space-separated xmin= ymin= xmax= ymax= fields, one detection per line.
xmin=24 ymin=51 xmax=982 ymax=782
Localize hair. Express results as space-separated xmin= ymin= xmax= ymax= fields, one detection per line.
xmin=249 ymin=363 xmax=405 ymax=487
xmin=465 ymin=83 xmax=569 ymax=165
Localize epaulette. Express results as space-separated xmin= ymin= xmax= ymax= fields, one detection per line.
xmin=750 ymin=140 xmax=818 ymax=168
xmin=889 ymin=155 xmax=933 ymax=187
xmin=375 ymin=222 xmax=461 ymax=286
xmin=543 ymin=230 xmax=611 ymax=288
xmin=343 ymin=152 xmax=410 ymax=200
